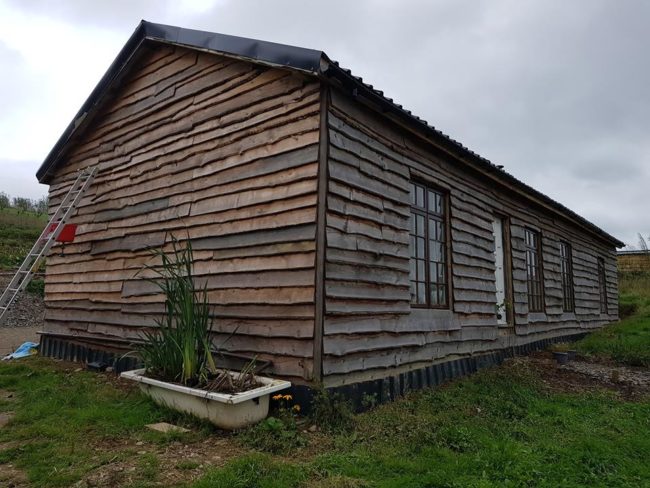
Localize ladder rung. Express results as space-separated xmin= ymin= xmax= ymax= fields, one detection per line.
xmin=8 ymin=288 xmax=19 ymax=292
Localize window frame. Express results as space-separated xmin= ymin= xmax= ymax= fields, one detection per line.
xmin=524 ymin=228 xmax=545 ymax=313
xmin=408 ymin=181 xmax=451 ymax=309
xmin=559 ymin=241 xmax=575 ymax=313
xmin=597 ymin=257 xmax=608 ymax=314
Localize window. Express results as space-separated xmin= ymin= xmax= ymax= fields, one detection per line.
xmin=409 ymin=181 xmax=448 ymax=308
xmin=524 ymin=229 xmax=544 ymax=312
xmin=598 ymin=257 xmax=608 ymax=314
xmin=559 ymin=241 xmax=575 ymax=312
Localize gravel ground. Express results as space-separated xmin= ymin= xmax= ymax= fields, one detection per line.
xmin=0 ymin=273 xmax=44 ymax=356
xmin=561 ymin=360 xmax=650 ymax=390
xmin=525 ymin=352 xmax=650 ymax=400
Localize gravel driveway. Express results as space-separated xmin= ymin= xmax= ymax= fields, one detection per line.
xmin=0 ymin=273 xmax=44 ymax=356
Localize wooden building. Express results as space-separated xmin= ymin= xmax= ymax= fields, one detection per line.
xmin=35 ymin=22 xmax=622 ymax=397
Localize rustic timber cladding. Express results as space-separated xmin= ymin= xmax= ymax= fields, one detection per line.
xmin=35 ymin=22 xmax=622 ymax=394
xmin=44 ymin=43 xmax=321 ymax=381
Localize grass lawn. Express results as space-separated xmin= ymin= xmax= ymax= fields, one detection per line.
xmin=0 ymin=207 xmax=47 ymax=270
xmin=1 ymin=352 xmax=648 ymax=487
xmin=195 ymin=362 xmax=650 ymax=488
xmin=0 ymin=359 xmax=195 ymax=487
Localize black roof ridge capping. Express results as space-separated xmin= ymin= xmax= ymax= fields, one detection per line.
xmin=34 ymin=21 xmax=624 ymax=247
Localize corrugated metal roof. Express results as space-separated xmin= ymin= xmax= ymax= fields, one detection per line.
xmin=34 ymin=20 xmax=624 ymax=247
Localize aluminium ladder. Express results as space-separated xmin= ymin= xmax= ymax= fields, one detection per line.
xmin=0 ymin=166 xmax=98 ymax=324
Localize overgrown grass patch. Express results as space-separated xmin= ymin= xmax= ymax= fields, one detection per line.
xmin=0 ymin=207 xmax=47 ymax=270
xmin=193 ymin=452 xmax=308 ymax=488
xmin=575 ymin=272 xmax=650 ymax=367
xmin=196 ymin=362 xmax=650 ymax=487
xmin=576 ymin=313 xmax=650 ymax=367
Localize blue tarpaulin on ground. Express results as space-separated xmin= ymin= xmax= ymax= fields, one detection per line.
xmin=2 ymin=342 xmax=39 ymax=360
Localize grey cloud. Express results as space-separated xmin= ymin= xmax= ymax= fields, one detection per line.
xmin=5 ymin=0 xmax=172 ymax=29
xmin=0 ymin=43 xmax=40 ymax=117
xmin=1 ymin=0 xmax=649 ymax=244
xmin=0 ymin=159 xmax=46 ymax=200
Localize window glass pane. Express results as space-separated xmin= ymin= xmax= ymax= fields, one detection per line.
xmin=430 ymin=287 xmax=439 ymax=305
xmin=428 ymin=218 xmax=437 ymax=239
xmin=416 ymin=186 xmax=425 ymax=208
xmin=417 ymin=259 xmax=425 ymax=282
xmin=438 ymin=286 xmax=447 ymax=305
xmin=417 ymin=237 xmax=425 ymax=258
xmin=429 ymin=262 xmax=436 ymax=283
xmin=436 ymin=194 xmax=443 ymax=214
xmin=431 ymin=242 xmax=443 ymax=262
xmin=410 ymin=281 xmax=416 ymax=302
xmin=438 ymin=263 xmax=446 ymax=282
xmin=417 ymin=282 xmax=426 ymax=304
xmin=436 ymin=221 xmax=444 ymax=241
xmin=409 ymin=183 xmax=416 ymax=205
xmin=427 ymin=191 xmax=436 ymax=212
xmin=429 ymin=241 xmax=437 ymax=261
xmin=416 ymin=215 xmax=425 ymax=237
xmin=409 ymin=259 xmax=416 ymax=281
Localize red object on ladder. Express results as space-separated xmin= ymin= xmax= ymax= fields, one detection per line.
xmin=45 ymin=223 xmax=78 ymax=243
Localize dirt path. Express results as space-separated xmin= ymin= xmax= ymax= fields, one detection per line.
xmin=524 ymin=352 xmax=650 ymax=399
xmin=0 ymin=274 xmax=44 ymax=356
xmin=0 ymin=326 xmax=40 ymax=357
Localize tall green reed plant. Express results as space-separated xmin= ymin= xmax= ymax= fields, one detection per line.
xmin=137 ymin=237 xmax=216 ymax=386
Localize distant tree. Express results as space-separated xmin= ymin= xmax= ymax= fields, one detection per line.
xmin=12 ymin=196 xmax=34 ymax=214
xmin=35 ymin=195 xmax=49 ymax=215
xmin=0 ymin=192 xmax=9 ymax=210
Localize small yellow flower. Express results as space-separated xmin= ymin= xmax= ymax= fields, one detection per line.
xmin=272 ymin=394 xmax=283 ymax=401
xmin=292 ymin=405 xmax=301 ymax=412
xmin=283 ymin=394 xmax=293 ymax=401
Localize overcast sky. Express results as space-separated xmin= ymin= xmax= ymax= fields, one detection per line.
xmin=0 ymin=0 xmax=647 ymax=247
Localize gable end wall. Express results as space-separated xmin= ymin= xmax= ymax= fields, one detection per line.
xmin=43 ymin=44 xmax=322 ymax=381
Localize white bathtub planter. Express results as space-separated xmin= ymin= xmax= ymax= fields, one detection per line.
xmin=121 ymin=369 xmax=291 ymax=430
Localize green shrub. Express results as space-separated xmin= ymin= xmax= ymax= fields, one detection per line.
xmin=310 ymin=388 xmax=354 ymax=433
xmin=26 ymin=278 xmax=45 ymax=297
xmin=239 ymin=416 xmax=307 ymax=454
xmin=239 ymin=393 xmax=306 ymax=454
xmin=619 ymin=301 xmax=639 ymax=319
